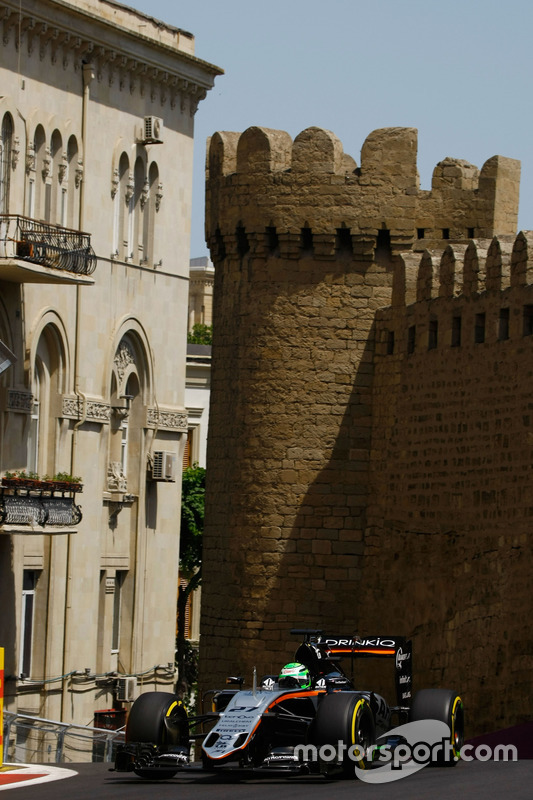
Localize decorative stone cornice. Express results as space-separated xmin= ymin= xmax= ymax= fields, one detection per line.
xmin=62 ymin=396 xmax=111 ymax=423
xmin=0 ymin=1 xmax=221 ymax=115
xmin=146 ymin=407 xmax=188 ymax=432
xmin=7 ymin=389 xmax=33 ymax=413
xmin=61 ymin=397 xmax=187 ymax=431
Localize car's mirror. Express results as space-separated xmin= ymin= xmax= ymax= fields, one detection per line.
xmin=226 ymin=676 xmax=244 ymax=687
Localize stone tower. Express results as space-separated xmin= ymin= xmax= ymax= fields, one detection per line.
xmin=199 ymin=125 xmax=523 ymax=731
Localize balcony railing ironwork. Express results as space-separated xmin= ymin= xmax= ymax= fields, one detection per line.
xmin=0 ymin=482 xmax=83 ymax=528
xmin=0 ymin=214 xmax=97 ymax=276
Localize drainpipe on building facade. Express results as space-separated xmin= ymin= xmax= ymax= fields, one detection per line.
xmin=61 ymin=62 xmax=94 ymax=722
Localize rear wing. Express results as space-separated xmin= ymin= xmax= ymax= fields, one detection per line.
xmin=291 ymin=631 xmax=412 ymax=707
xmin=320 ymin=635 xmax=413 ymax=707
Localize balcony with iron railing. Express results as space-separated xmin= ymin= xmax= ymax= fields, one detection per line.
xmin=0 ymin=476 xmax=83 ymax=534
xmin=0 ymin=215 xmax=97 ymax=284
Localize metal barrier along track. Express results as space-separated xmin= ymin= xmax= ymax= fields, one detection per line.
xmin=2 ymin=711 xmax=125 ymax=764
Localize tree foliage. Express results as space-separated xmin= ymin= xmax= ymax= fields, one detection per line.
xmin=176 ymin=463 xmax=205 ymax=694
xmin=179 ymin=463 xmax=205 ymax=576
xmin=187 ymin=323 xmax=212 ymax=345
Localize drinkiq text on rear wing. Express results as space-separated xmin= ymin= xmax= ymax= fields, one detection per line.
xmin=319 ymin=634 xmax=413 ymax=707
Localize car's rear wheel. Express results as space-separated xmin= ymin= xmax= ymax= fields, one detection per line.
xmin=126 ymin=691 xmax=188 ymax=779
xmin=410 ymin=688 xmax=464 ymax=766
xmin=313 ymin=692 xmax=375 ymax=777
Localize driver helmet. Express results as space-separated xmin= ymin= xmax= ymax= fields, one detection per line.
xmin=278 ymin=662 xmax=311 ymax=690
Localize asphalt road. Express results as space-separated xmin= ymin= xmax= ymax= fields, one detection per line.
xmin=5 ymin=760 xmax=533 ymax=800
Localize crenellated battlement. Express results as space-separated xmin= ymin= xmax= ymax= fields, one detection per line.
xmin=377 ymin=231 xmax=533 ymax=359
xmin=206 ymin=126 xmax=520 ymax=259
xmin=390 ymin=231 xmax=533 ymax=307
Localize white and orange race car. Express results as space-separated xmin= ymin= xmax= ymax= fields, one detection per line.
xmin=114 ymin=629 xmax=463 ymax=780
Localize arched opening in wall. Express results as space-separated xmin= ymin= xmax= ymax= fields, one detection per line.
xmin=66 ymin=136 xmax=79 ymax=228
xmin=108 ymin=335 xmax=148 ymax=497
xmin=50 ymin=130 xmax=63 ymax=225
xmin=30 ymin=125 xmax=46 ymax=219
xmin=39 ymin=126 xmax=51 ymax=221
xmin=144 ymin=161 xmax=159 ymax=265
xmin=133 ymin=156 xmax=145 ymax=264
xmin=0 ymin=112 xmax=13 ymax=213
xmin=116 ymin=152 xmax=130 ymax=260
xmin=29 ymin=325 xmax=64 ymax=477
xmin=123 ymin=372 xmax=141 ymax=487
xmin=23 ymin=323 xmax=64 ymax=685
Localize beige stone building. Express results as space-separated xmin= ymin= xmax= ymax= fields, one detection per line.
xmin=185 ymin=256 xmax=213 ymax=471
xmin=0 ymin=0 xmax=221 ymax=732
xmin=188 ymin=256 xmax=214 ymax=332
xmin=180 ymin=257 xmax=214 ymax=642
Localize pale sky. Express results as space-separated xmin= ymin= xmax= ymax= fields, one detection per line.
xmin=129 ymin=0 xmax=533 ymax=259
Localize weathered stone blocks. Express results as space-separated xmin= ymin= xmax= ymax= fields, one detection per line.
xmin=200 ymin=124 xmax=530 ymax=735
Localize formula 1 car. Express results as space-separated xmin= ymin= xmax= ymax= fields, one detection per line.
xmin=114 ymin=629 xmax=464 ymax=779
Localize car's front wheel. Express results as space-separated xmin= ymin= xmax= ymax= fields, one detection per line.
xmin=313 ymin=692 xmax=375 ymax=777
xmin=126 ymin=691 xmax=188 ymax=779
xmin=410 ymin=688 xmax=464 ymax=766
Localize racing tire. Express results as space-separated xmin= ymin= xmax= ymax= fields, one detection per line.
xmin=409 ymin=688 xmax=464 ymax=767
xmin=126 ymin=691 xmax=188 ymax=780
xmin=313 ymin=692 xmax=375 ymax=778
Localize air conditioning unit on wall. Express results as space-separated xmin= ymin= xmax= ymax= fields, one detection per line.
xmin=152 ymin=450 xmax=177 ymax=482
xmin=116 ymin=676 xmax=137 ymax=702
xmin=143 ymin=115 xmax=163 ymax=143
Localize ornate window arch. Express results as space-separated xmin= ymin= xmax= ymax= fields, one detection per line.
xmin=29 ymin=322 xmax=66 ymax=476
xmin=132 ymin=155 xmax=145 ymax=264
xmin=108 ymin=331 xmax=151 ymax=495
xmin=114 ymin=152 xmax=131 ymax=260
xmin=50 ymin=129 xmax=63 ymax=225
xmin=0 ymin=112 xmax=14 ymax=214
xmin=66 ymin=135 xmax=79 ymax=228
xmin=28 ymin=124 xmax=48 ymax=220
xmin=143 ymin=161 xmax=160 ymax=265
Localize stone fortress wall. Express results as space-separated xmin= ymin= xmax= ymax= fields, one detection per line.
xmin=200 ymin=124 xmax=530 ymax=735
